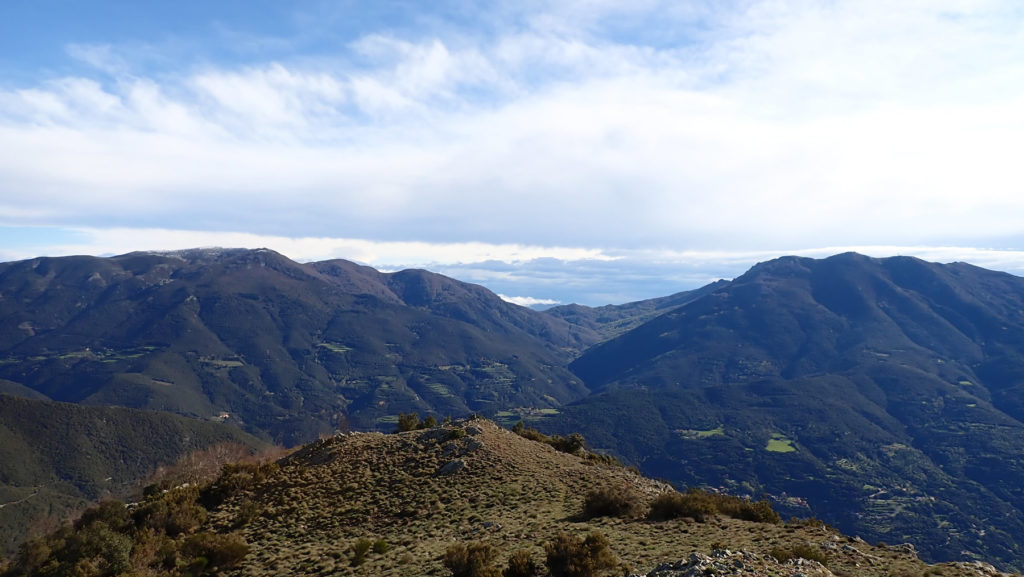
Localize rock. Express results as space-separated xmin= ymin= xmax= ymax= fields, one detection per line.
xmin=436 ymin=459 xmax=467 ymax=476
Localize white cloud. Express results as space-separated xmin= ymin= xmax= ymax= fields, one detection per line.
xmin=2 ymin=1 xmax=1024 ymax=264
xmin=0 ymin=227 xmax=616 ymax=266
xmin=497 ymin=294 xmax=561 ymax=307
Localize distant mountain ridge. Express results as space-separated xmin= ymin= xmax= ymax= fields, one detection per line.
xmin=0 ymin=248 xmax=595 ymax=444
xmin=544 ymin=280 xmax=728 ymax=340
xmin=548 ymin=252 xmax=1024 ymax=568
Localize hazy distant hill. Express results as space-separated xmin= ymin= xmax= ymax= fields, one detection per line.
xmin=0 ymin=249 xmax=595 ymax=444
xmin=543 ymin=280 xmax=727 ymax=340
xmin=549 ymin=253 xmax=1024 ymax=568
xmin=3 ymin=418 xmax=1002 ymax=577
xmin=0 ymin=394 xmax=266 ymax=556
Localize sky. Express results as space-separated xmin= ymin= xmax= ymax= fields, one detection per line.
xmin=2 ymin=1 xmax=1024 ymax=306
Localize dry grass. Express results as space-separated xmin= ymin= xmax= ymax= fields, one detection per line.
xmin=187 ymin=419 xmax=997 ymax=577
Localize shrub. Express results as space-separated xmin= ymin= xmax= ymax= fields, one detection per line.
xmin=735 ymin=500 xmax=781 ymax=524
xmin=647 ymin=488 xmax=780 ymax=524
xmin=503 ymin=549 xmax=540 ymax=577
xmin=199 ymin=461 xmax=279 ymax=510
xmin=647 ymin=491 xmax=715 ymax=523
xmin=133 ymin=485 xmax=207 ymax=537
xmin=584 ymin=452 xmax=622 ymax=467
xmin=548 ymin=433 xmax=586 ymax=455
xmin=768 ymin=543 xmax=828 ymax=565
xmin=544 ymin=532 xmax=618 ymax=577
xmin=582 ymin=485 xmax=645 ymax=519
xmin=350 ymin=538 xmax=373 ymax=566
xmin=396 ymin=413 xmax=439 ymax=432
xmin=511 ymin=425 xmax=587 ymax=455
xmin=372 ymin=539 xmax=389 ymax=554
xmin=443 ymin=542 xmax=501 ymax=577
xmin=178 ymin=532 xmax=249 ymax=573
xmin=397 ymin=413 xmax=421 ymax=432
xmin=74 ymin=499 xmax=131 ymax=532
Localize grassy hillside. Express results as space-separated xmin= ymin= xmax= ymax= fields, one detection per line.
xmin=0 ymin=395 xmax=267 ymax=557
xmin=3 ymin=418 xmax=1007 ymax=577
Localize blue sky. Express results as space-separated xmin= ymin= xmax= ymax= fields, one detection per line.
xmin=3 ymin=1 xmax=1024 ymax=306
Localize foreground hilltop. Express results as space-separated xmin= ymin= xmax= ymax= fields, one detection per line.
xmin=3 ymin=419 xmax=1009 ymax=577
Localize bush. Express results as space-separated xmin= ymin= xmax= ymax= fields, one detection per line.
xmin=647 ymin=488 xmax=780 ymax=524
xmin=372 ymin=538 xmax=389 ymax=554
xmin=735 ymin=500 xmax=781 ymax=524
xmin=768 ymin=543 xmax=828 ymax=565
xmin=548 ymin=433 xmax=586 ymax=454
xmin=443 ymin=542 xmax=501 ymax=577
xmin=181 ymin=532 xmax=250 ymax=571
xmin=199 ymin=461 xmax=279 ymax=510
xmin=350 ymin=538 xmax=373 ymax=566
xmin=582 ymin=485 xmax=645 ymax=519
xmin=396 ymin=413 xmax=439 ymax=432
xmin=133 ymin=485 xmax=208 ymax=537
xmin=511 ymin=425 xmax=587 ymax=455
xmin=397 ymin=413 xmax=421 ymax=432
xmin=503 ymin=549 xmax=540 ymax=577
xmin=647 ymin=491 xmax=715 ymax=522
xmin=544 ymin=532 xmax=618 ymax=577
xmin=74 ymin=499 xmax=131 ymax=532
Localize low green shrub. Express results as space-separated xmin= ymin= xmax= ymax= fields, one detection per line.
xmin=582 ymin=485 xmax=646 ymax=519
xmin=510 ymin=424 xmax=587 ymax=455
xmin=133 ymin=486 xmax=208 ymax=537
xmin=768 ymin=543 xmax=828 ymax=565
xmin=443 ymin=542 xmax=501 ymax=577
xmin=350 ymin=538 xmax=373 ymax=566
xmin=181 ymin=532 xmax=250 ymax=571
xmin=647 ymin=490 xmax=716 ymax=522
xmin=503 ymin=549 xmax=540 ymax=577
xmin=396 ymin=413 xmax=439 ymax=432
xmin=647 ymin=488 xmax=780 ymax=524
xmin=544 ymin=531 xmax=618 ymax=577
xmin=199 ymin=461 xmax=279 ymax=509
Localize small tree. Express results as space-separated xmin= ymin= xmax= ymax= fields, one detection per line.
xmin=397 ymin=413 xmax=421 ymax=432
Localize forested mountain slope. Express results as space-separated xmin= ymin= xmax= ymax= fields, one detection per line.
xmin=550 ymin=253 xmax=1024 ymax=569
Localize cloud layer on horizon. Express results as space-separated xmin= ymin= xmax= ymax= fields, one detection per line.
xmin=5 ymin=225 xmax=1024 ymax=307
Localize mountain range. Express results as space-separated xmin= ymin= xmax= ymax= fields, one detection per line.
xmin=0 ymin=248 xmax=593 ymax=445
xmin=3 ymin=249 xmax=1024 ymax=569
